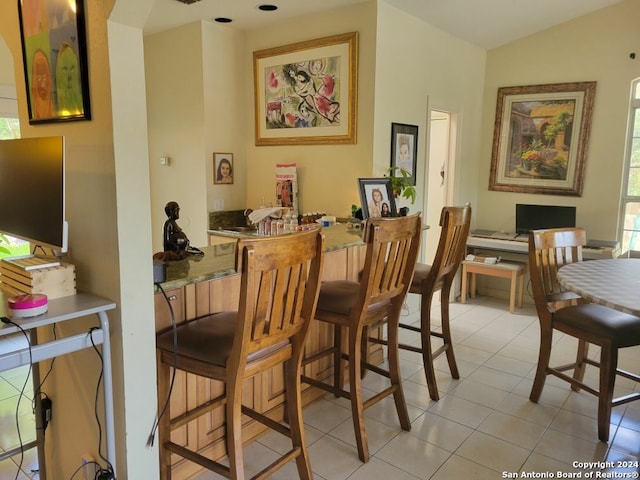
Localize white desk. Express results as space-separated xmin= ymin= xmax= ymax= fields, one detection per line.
xmin=0 ymin=293 xmax=117 ymax=479
xmin=466 ymin=235 xmax=617 ymax=260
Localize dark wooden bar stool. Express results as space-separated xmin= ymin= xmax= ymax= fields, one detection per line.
xmin=528 ymin=227 xmax=640 ymax=442
xmin=374 ymin=204 xmax=471 ymax=401
xmin=156 ymin=228 xmax=325 ymax=479
xmin=302 ymin=214 xmax=422 ymax=462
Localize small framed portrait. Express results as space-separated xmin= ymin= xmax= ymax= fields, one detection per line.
xmin=358 ymin=178 xmax=397 ymax=220
xmin=213 ymin=153 xmax=234 ymax=185
xmin=390 ymin=123 xmax=418 ymax=186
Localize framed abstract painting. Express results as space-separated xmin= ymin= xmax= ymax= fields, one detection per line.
xmin=253 ymin=32 xmax=358 ymax=146
xmin=18 ymin=0 xmax=92 ymax=124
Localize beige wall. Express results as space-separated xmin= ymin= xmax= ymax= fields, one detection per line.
xmin=373 ymin=2 xmax=486 ymax=227
xmin=1 ymin=0 xmax=159 ymax=478
xmin=145 ymin=23 xmax=208 ymax=251
xmin=1 ymin=0 xmax=638 ymax=478
xmin=477 ymin=0 xmax=640 ymax=242
xmin=145 ymin=21 xmax=247 ymax=252
xmin=144 ymin=0 xmax=489 ymax=246
xmin=145 ymin=2 xmax=379 ymax=248
xmin=0 ymin=1 xmax=124 ymax=478
xmin=203 ymin=24 xmax=246 ymax=216
xmin=242 ymin=2 xmax=378 ymax=218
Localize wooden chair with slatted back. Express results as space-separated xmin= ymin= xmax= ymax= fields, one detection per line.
xmin=156 ymin=227 xmax=325 ymax=479
xmin=301 ymin=213 xmax=422 ymax=463
xmin=529 ymin=227 xmax=640 ymax=442
xmin=372 ymin=204 xmax=470 ymax=401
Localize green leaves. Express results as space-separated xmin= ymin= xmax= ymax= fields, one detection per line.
xmin=384 ymin=167 xmax=417 ymax=205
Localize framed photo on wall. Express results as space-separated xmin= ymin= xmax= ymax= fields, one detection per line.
xmin=489 ymin=81 xmax=596 ymax=196
xmin=213 ymin=153 xmax=234 ymax=185
xmin=17 ymin=0 xmax=92 ymax=124
xmin=390 ymin=123 xmax=418 ymax=186
xmin=253 ymin=32 xmax=358 ymax=146
xmin=358 ymin=178 xmax=397 ymax=219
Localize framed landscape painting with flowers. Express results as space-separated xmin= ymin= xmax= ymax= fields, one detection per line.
xmin=489 ymin=82 xmax=596 ymax=196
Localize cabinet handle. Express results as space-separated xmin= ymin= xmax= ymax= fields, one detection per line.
xmin=168 ymin=295 xmax=177 ymax=301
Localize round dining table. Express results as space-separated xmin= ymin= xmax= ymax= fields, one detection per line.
xmin=556 ymin=258 xmax=640 ymax=316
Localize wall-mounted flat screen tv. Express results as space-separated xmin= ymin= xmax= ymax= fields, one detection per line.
xmin=0 ymin=136 xmax=68 ymax=253
xmin=515 ymin=204 xmax=576 ymax=234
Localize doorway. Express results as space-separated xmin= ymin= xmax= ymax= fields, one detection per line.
xmin=424 ymin=109 xmax=456 ymax=263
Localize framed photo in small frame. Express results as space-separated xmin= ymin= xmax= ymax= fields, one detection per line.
xmin=358 ymin=178 xmax=397 ymax=219
xmin=213 ymin=153 xmax=234 ymax=185
xmin=390 ymin=123 xmax=418 ymax=186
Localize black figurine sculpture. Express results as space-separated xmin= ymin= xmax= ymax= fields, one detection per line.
xmin=161 ymin=201 xmax=203 ymax=260
xmin=163 ymin=201 xmax=189 ymax=254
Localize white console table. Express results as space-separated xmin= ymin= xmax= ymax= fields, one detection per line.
xmin=0 ymin=293 xmax=116 ymax=479
xmin=466 ymin=235 xmax=618 ymax=260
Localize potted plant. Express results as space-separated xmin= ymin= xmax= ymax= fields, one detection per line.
xmin=385 ymin=167 xmax=417 ymax=205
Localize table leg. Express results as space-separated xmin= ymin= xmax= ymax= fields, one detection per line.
xmin=517 ymin=271 xmax=525 ymax=308
xmin=461 ymin=264 xmax=468 ymax=304
xmin=30 ymin=329 xmax=47 ymax=480
xmin=470 ymin=273 xmax=477 ymax=299
xmin=97 ymin=311 xmax=117 ymax=476
xmin=509 ymin=271 xmax=516 ymax=313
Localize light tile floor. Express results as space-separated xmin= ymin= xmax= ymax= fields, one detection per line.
xmin=1 ymin=295 xmax=639 ymax=479
xmin=194 ymin=294 xmax=640 ymax=479
xmin=0 ymin=332 xmax=39 ymax=479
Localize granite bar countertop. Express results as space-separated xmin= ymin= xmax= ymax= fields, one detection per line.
xmin=159 ymin=224 xmax=364 ymax=291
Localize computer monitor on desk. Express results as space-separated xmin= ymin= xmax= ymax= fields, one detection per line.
xmin=515 ymin=204 xmax=576 ymax=234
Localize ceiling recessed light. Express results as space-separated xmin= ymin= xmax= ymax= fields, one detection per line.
xmin=214 ymin=17 xmax=232 ymax=23
xmin=258 ymin=4 xmax=278 ymax=12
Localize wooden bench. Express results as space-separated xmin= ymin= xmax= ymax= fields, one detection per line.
xmin=460 ymin=260 xmax=526 ymax=313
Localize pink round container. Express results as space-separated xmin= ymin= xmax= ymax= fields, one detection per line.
xmin=7 ymin=293 xmax=48 ymax=318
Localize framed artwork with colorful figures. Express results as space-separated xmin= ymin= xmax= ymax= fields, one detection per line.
xmin=253 ymin=32 xmax=358 ymax=146
xmin=18 ymin=0 xmax=92 ymax=124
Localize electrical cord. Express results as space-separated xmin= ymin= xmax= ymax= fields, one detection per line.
xmin=147 ymin=282 xmax=178 ymax=448
xmin=1 ymin=316 xmax=33 ymax=480
xmin=0 ymin=318 xmax=113 ymax=480
xmin=31 ymin=244 xmax=48 ymax=256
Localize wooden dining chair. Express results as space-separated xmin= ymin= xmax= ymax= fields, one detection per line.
xmin=301 ymin=213 xmax=422 ymax=462
xmin=528 ymin=227 xmax=640 ymax=442
xmin=372 ymin=204 xmax=471 ymax=401
xmin=156 ymin=228 xmax=325 ymax=479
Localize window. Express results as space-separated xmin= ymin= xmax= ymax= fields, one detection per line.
xmin=0 ymin=96 xmax=25 ymax=258
xmin=0 ymin=117 xmax=20 ymax=139
xmin=620 ymin=79 xmax=640 ymax=253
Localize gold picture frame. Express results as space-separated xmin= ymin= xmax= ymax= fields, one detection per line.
xmin=489 ymin=81 xmax=596 ymax=196
xmin=253 ymin=32 xmax=358 ymax=146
